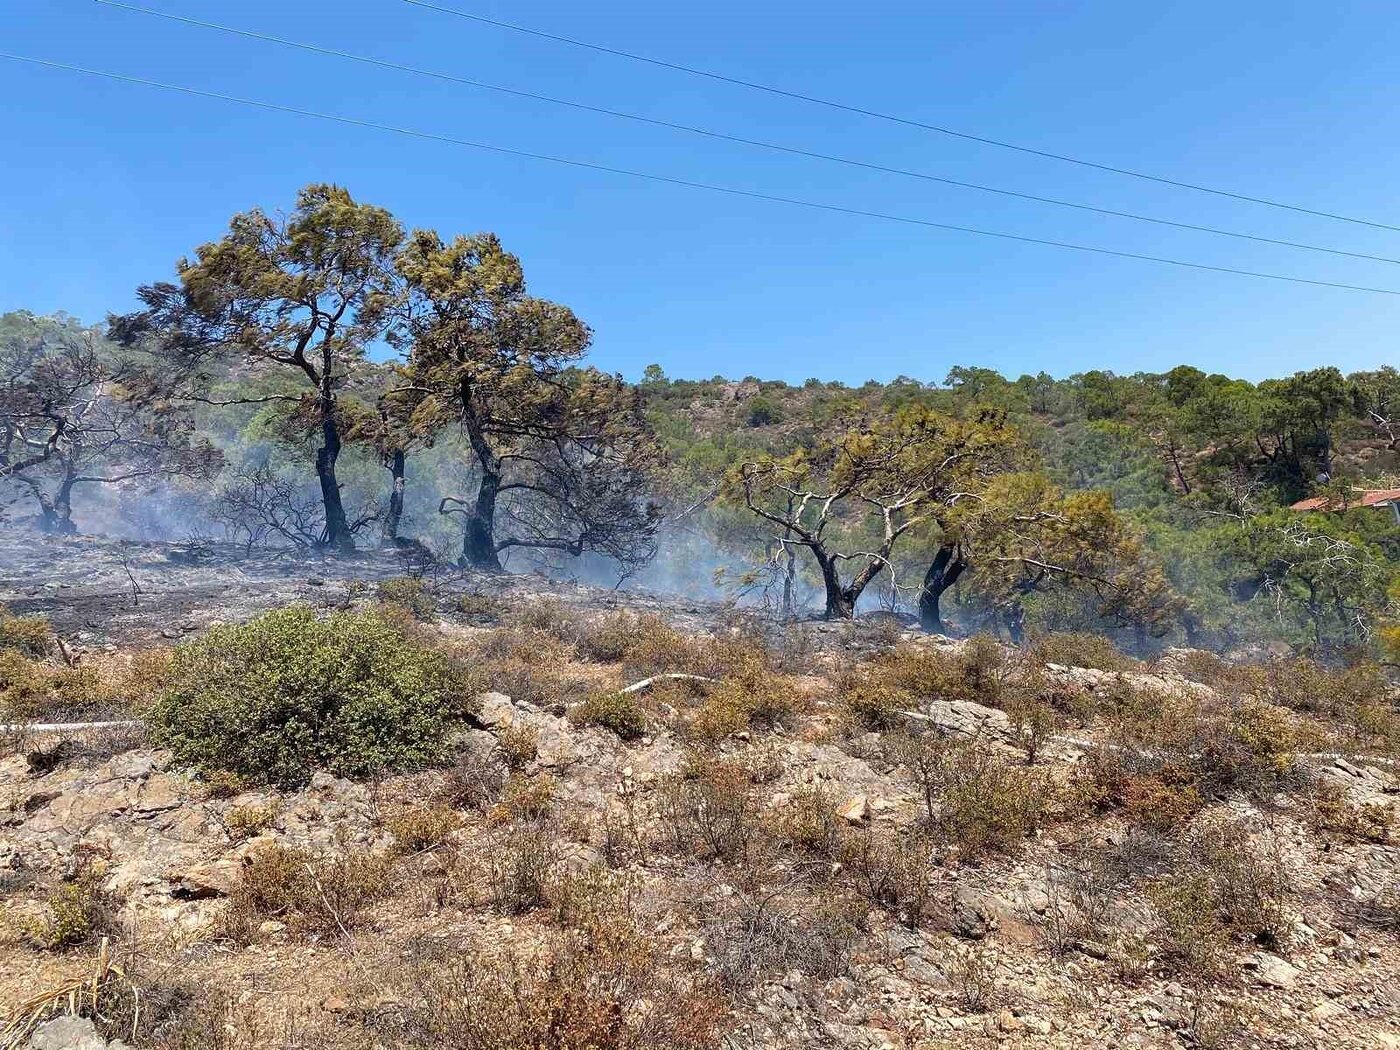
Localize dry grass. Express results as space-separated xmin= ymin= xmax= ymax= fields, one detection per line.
xmin=898 ymin=733 xmax=1051 ymax=858
xmin=0 ymin=938 xmax=140 ymax=1049
xmin=220 ymin=844 xmax=393 ymax=943
xmin=386 ymin=804 xmax=462 ymax=854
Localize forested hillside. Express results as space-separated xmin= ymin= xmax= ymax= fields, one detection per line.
xmin=3 ymin=184 xmax=1398 ymax=659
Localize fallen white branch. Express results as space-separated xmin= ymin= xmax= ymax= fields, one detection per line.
xmin=616 ymin=673 xmax=717 ymax=695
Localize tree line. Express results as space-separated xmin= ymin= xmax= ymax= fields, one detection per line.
xmin=2 ymin=183 xmax=1397 ymax=657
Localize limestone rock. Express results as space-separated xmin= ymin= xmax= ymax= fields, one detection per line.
xmin=476 ymin=692 xmax=517 ymax=729
xmin=1250 ymin=951 xmax=1300 ymax=989
xmin=837 ymin=794 xmax=869 ymax=824
xmin=28 ymin=1016 xmax=130 ymax=1050
xmin=923 ymin=699 xmax=1011 ymax=740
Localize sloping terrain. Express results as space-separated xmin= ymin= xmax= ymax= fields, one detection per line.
xmin=1 ymin=539 xmax=1398 ymax=1050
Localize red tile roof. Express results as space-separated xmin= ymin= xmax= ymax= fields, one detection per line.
xmin=1289 ymin=488 xmax=1400 ymax=512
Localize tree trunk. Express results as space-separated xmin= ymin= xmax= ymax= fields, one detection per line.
xmin=824 ymin=588 xmax=855 ymax=620
xmin=781 ymin=541 xmax=797 ymax=622
xmin=815 ymin=552 xmax=854 ymax=619
xmin=35 ymin=468 xmax=77 ymax=535
xmin=460 ymin=467 xmax=504 ymax=572
xmin=918 ymin=543 xmax=966 ymax=634
xmin=1003 ymin=603 xmax=1026 ymax=645
xmin=380 ymin=449 xmax=406 ymax=546
xmin=316 ymin=392 xmax=354 ymax=553
xmin=53 ymin=471 xmax=76 ymax=534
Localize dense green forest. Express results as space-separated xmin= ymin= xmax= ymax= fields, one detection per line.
xmin=3 ymin=185 xmax=1398 ymax=658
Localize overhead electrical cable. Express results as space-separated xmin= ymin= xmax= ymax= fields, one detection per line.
xmin=90 ymin=0 xmax=1400 ymax=267
xmin=402 ymin=0 xmax=1400 ymax=235
xmin=4 ymin=52 xmax=1399 ymax=297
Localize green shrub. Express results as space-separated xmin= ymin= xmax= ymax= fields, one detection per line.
xmin=0 ymin=607 xmax=54 ymax=658
xmin=28 ymin=882 xmax=98 ymax=950
xmin=376 ymin=576 xmax=438 ymax=622
xmin=569 ymin=691 xmax=647 ymax=740
xmin=1030 ymin=631 xmax=1138 ymax=673
xmin=147 ymin=606 xmax=474 ymax=787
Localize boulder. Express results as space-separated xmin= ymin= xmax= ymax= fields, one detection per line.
xmin=1251 ymin=951 xmax=1301 ymax=989
xmin=837 ymin=794 xmax=869 ymax=824
xmin=923 ymin=699 xmax=1011 ymax=741
xmin=476 ymin=692 xmax=517 ymax=729
xmin=28 ymin=1016 xmax=130 ymax=1050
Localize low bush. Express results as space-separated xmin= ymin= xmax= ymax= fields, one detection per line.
xmin=569 ymin=691 xmax=647 ymax=740
xmin=28 ymin=882 xmax=101 ymax=950
xmin=382 ymin=920 xmax=725 ymax=1050
xmin=147 ymin=606 xmax=473 ymax=788
xmin=839 ymin=826 xmax=937 ymax=927
xmin=573 ymin=611 xmax=692 ymax=673
xmin=223 ymin=802 xmax=278 ymax=839
xmin=223 ymin=843 xmax=392 ymax=941
xmin=455 ymin=591 xmax=504 ymax=620
xmin=507 ymin=598 xmax=582 ymax=640
xmin=899 ymin=733 xmax=1050 ymax=858
xmin=656 ymin=757 xmax=759 ymax=864
xmin=839 ymin=638 xmax=1022 ymax=731
xmin=702 ymin=888 xmax=863 ymax=985
xmin=1307 ymin=781 xmax=1394 ymax=844
xmin=471 ymin=628 xmax=592 ymax=711
xmin=387 ymin=804 xmax=462 ymax=854
xmin=486 ymin=825 xmax=560 ymax=915
xmin=439 ymin=746 xmax=508 ymax=812
xmin=1149 ymin=818 xmax=1289 ymax=977
xmin=491 ymin=772 xmax=557 ymax=824
xmin=376 ymin=576 xmax=438 ymax=622
xmin=0 ymin=607 xmax=54 ymax=657
xmin=687 ymin=663 xmax=795 ymax=745
xmin=0 ymin=648 xmax=161 ymax=723
xmin=771 ymin=785 xmax=844 ymax=860
xmin=1031 ymin=631 xmax=1139 ymax=673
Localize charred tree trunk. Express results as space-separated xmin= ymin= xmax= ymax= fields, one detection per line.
xmin=315 ymin=386 xmax=354 ymax=553
xmin=1003 ymin=603 xmax=1027 ymax=645
xmin=781 ymin=541 xmax=797 ymax=622
xmin=456 ymin=376 xmax=505 ymax=572
xmin=31 ymin=466 xmax=78 ymax=535
xmin=460 ymin=467 xmax=504 ymax=572
xmin=918 ymin=543 xmax=966 ymax=634
xmin=52 ymin=470 xmax=77 ymax=534
xmin=815 ymin=551 xmax=855 ymax=620
xmin=380 ymin=449 xmax=406 ymax=546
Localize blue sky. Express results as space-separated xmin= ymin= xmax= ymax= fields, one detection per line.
xmin=3 ymin=0 xmax=1399 ymax=385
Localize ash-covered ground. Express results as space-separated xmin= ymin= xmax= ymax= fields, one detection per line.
xmin=0 ymin=529 xmax=892 ymax=653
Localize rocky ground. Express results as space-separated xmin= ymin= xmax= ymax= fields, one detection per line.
xmin=1 ymin=535 xmax=1398 ymax=1049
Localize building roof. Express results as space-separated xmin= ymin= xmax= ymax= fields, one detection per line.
xmin=1289 ymin=487 xmax=1400 ymax=512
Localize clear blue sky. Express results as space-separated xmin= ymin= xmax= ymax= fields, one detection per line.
xmin=3 ymin=0 xmax=1399 ymax=384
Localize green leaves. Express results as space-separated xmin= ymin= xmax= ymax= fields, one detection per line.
xmin=148 ymin=606 xmax=474 ymax=788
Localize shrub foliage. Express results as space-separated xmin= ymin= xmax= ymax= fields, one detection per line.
xmin=147 ymin=606 xmax=471 ymax=787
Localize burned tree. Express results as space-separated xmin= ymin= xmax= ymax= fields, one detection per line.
xmin=917 ymin=472 xmax=1179 ymax=641
xmin=1 ymin=311 xmax=219 ymax=533
xmin=394 ymin=231 xmax=662 ymax=571
xmin=730 ymin=407 xmax=1014 ymax=619
xmin=342 ymin=373 xmax=435 ymax=547
xmin=110 ymin=184 xmax=403 ymax=553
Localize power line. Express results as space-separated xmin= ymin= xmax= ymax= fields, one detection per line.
xmin=4 ymin=51 xmax=1399 ymax=298
xmin=92 ymin=1 xmax=1400 ymax=268
xmin=403 ymin=0 xmax=1400 ymax=236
